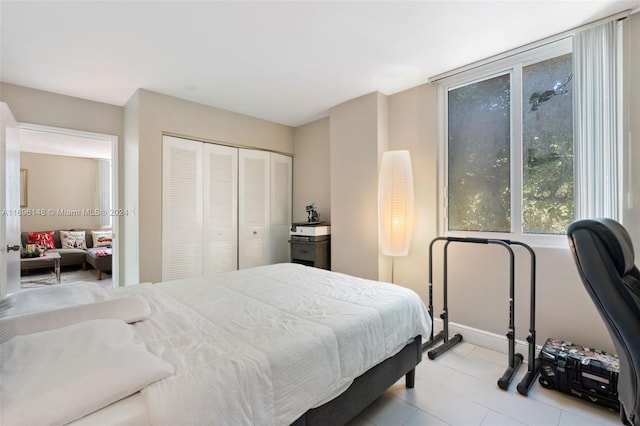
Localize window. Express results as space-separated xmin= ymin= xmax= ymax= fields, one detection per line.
xmin=522 ymin=54 xmax=574 ymax=235
xmin=442 ymin=40 xmax=574 ymax=242
xmin=448 ymin=73 xmax=511 ymax=233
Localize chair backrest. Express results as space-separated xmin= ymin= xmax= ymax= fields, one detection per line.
xmin=567 ymin=218 xmax=640 ymax=425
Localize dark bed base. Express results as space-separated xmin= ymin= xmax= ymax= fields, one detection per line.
xmin=291 ymin=335 xmax=422 ymax=426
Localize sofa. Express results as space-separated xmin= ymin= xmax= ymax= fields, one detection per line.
xmin=21 ymin=229 xmax=112 ymax=280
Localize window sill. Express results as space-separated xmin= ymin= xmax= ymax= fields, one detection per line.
xmin=442 ymin=231 xmax=571 ymax=250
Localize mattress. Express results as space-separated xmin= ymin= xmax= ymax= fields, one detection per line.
xmin=81 ymin=263 xmax=431 ymax=425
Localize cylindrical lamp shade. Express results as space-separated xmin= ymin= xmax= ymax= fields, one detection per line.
xmin=378 ymin=150 xmax=414 ymax=257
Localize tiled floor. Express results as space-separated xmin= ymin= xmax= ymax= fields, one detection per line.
xmin=348 ymin=342 xmax=620 ymax=426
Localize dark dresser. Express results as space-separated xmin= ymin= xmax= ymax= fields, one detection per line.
xmin=289 ymin=223 xmax=331 ymax=270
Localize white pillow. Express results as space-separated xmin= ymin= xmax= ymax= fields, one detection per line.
xmin=60 ymin=230 xmax=87 ymax=249
xmin=0 ymin=297 xmax=151 ymax=343
xmin=0 ymin=319 xmax=174 ymax=426
xmin=91 ymin=230 xmax=112 ymax=247
xmin=0 ymin=282 xmax=106 ymax=319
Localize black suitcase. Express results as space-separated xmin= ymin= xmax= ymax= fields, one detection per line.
xmin=538 ymin=338 xmax=620 ymax=410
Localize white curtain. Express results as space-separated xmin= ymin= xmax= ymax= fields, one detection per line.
xmin=98 ymin=159 xmax=112 ymax=228
xmin=573 ymin=20 xmax=621 ymax=220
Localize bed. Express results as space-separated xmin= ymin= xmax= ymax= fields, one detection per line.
xmin=0 ymin=263 xmax=431 ymax=425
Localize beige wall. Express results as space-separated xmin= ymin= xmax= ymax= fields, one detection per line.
xmin=292 ymin=118 xmax=331 ymax=223
xmin=329 ymin=92 xmax=387 ymax=280
xmin=19 ymin=152 xmax=101 ymax=231
xmin=131 ymin=89 xmax=294 ymax=283
xmin=387 ymin=83 xmax=438 ymax=301
xmin=0 ymin=83 xmax=123 ymax=138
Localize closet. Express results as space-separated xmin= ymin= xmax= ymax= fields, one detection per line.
xmin=162 ymin=135 xmax=291 ymax=281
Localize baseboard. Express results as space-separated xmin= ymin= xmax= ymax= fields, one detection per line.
xmin=431 ymin=318 xmax=541 ymax=362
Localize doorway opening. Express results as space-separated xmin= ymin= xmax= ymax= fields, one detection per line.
xmin=17 ymin=123 xmax=119 ymax=288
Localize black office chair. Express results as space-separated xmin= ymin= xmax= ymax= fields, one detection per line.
xmin=567 ymin=218 xmax=640 ymax=425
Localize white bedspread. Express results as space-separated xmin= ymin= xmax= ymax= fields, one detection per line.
xmin=106 ymin=263 xmax=431 ymax=426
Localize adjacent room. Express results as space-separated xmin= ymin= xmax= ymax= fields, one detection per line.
xmin=17 ymin=126 xmax=115 ymax=287
xmin=1 ymin=1 xmax=639 ymax=425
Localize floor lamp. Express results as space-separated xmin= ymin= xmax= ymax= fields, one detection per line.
xmin=378 ymin=150 xmax=414 ymax=283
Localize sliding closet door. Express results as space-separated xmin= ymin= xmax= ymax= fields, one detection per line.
xmin=203 ymin=144 xmax=238 ymax=274
xmin=162 ymin=136 xmax=203 ymax=280
xmin=270 ymin=153 xmax=292 ymax=264
xmin=238 ymin=149 xmax=271 ymax=269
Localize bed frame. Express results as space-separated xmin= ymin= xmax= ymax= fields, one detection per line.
xmin=291 ymin=335 xmax=423 ymax=425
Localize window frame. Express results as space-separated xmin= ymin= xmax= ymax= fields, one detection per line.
xmin=437 ymin=38 xmax=573 ymax=248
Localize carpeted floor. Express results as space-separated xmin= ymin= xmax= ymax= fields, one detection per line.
xmin=21 ymin=267 xmax=113 ymax=289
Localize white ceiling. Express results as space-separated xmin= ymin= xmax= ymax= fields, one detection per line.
xmin=1 ymin=1 xmax=638 ymax=127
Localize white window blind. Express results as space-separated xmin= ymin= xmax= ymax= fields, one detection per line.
xmin=573 ymin=20 xmax=622 ymax=220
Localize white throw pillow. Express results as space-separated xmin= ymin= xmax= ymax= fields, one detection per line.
xmin=91 ymin=230 xmax=112 ymax=247
xmin=0 ymin=297 xmax=151 ymax=343
xmin=60 ymin=230 xmax=87 ymax=249
xmin=0 ymin=319 xmax=174 ymax=426
xmin=0 ymin=282 xmax=106 ymax=319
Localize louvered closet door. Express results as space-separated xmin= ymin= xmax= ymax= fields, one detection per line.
xmin=162 ymin=136 xmax=203 ymax=280
xmin=238 ymin=149 xmax=271 ymax=269
xmin=203 ymin=144 xmax=238 ymax=274
xmin=270 ymin=153 xmax=292 ymax=264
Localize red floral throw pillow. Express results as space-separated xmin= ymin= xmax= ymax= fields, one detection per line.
xmin=27 ymin=232 xmax=56 ymax=249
